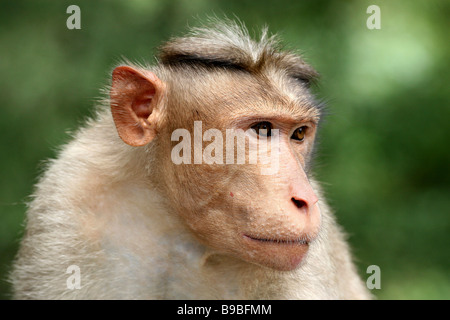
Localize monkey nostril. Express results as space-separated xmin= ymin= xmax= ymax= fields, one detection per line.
xmin=291 ymin=198 xmax=307 ymax=209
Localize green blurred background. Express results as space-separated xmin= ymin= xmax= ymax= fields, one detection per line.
xmin=0 ymin=0 xmax=448 ymax=300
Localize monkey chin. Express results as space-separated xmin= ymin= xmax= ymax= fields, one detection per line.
xmin=242 ymin=235 xmax=310 ymax=272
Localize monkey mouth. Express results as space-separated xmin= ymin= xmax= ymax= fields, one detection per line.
xmin=243 ymin=234 xmax=309 ymax=245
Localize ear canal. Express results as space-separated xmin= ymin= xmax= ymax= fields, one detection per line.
xmin=110 ymin=66 xmax=163 ymax=147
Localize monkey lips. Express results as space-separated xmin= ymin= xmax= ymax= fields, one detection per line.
xmin=241 ymin=233 xmax=314 ymax=271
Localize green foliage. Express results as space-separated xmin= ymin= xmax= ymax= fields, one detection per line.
xmin=0 ymin=0 xmax=448 ymax=299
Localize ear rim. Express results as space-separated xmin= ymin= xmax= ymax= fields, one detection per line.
xmin=110 ymin=65 xmax=165 ymax=147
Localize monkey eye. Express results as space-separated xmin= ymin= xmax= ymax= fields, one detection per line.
xmin=291 ymin=126 xmax=307 ymax=141
xmin=251 ymin=121 xmax=273 ymax=137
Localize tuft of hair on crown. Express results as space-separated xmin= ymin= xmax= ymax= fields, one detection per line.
xmin=157 ymin=18 xmax=319 ymax=86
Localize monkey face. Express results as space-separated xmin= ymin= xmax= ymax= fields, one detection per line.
xmin=109 ymin=65 xmax=322 ymax=271
xmin=165 ymin=115 xmax=322 ymax=272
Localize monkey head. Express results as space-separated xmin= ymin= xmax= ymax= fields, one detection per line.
xmin=109 ymin=26 xmax=323 ymax=271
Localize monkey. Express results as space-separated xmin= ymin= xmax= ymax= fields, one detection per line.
xmin=10 ymin=20 xmax=372 ymax=299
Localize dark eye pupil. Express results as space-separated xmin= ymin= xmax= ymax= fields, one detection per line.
xmin=252 ymin=122 xmax=272 ymax=137
xmin=292 ymin=127 xmax=306 ymax=141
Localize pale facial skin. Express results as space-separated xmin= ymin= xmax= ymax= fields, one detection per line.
xmin=110 ymin=66 xmax=321 ymax=272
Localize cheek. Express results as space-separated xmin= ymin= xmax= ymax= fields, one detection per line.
xmin=166 ymin=163 xmax=241 ymax=235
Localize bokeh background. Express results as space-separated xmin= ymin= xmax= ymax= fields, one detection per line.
xmin=0 ymin=0 xmax=448 ymax=300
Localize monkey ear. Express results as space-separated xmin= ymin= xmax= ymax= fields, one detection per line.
xmin=110 ymin=66 xmax=164 ymax=146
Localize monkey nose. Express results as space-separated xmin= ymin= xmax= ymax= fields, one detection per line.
xmin=291 ymin=197 xmax=307 ymax=209
xmin=290 ymin=193 xmax=319 ymax=214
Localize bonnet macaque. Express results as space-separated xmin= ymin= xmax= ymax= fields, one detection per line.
xmin=12 ymin=20 xmax=371 ymax=299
